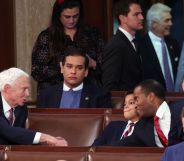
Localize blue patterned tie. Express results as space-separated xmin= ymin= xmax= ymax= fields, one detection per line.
xmin=161 ymin=39 xmax=174 ymax=91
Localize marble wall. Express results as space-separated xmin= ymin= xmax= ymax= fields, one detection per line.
xmin=14 ymin=0 xmax=55 ymax=100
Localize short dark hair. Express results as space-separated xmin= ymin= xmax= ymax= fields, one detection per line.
xmin=62 ymin=47 xmax=89 ymax=69
xmin=114 ymin=0 xmax=140 ymax=23
xmin=136 ymin=79 xmax=166 ymax=100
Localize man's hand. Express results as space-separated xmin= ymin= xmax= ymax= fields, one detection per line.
xmin=86 ymin=55 xmax=97 ymax=69
xmin=40 ymin=134 xmax=68 ymax=146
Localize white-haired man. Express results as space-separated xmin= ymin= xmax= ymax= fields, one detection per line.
xmin=0 ymin=67 xmax=67 ymax=145
xmin=140 ymin=3 xmax=180 ymax=91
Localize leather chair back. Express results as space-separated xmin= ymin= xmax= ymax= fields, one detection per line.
xmin=27 ymin=113 xmax=104 ymax=146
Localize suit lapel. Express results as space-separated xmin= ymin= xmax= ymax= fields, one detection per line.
xmin=146 ymin=35 xmax=165 ymax=80
xmin=117 ymin=30 xmax=142 ymax=65
xmin=165 ymin=38 xmax=177 ymax=78
xmin=138 ymin=117 xmax=156 ymax=146
xmin=0 ymin=93 xmax=11 ymax=124
xmin=54 ymin=85 xmax=63 ymax=107
xmin=118 ymin=122 xmax=128 ymax=140
xmin=117 ymin=30 xmax=137 ymax=55
xmin=80 ymin=84 xmax=91 ymax=108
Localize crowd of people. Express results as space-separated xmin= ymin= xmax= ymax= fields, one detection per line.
xmin=0 ymin=0 xmax=184 ymax=160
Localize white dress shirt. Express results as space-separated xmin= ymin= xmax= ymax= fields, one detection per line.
xmin=63 ymin=82 xmax=83 ymax=91
xmin=120 ymin=120 xmax=138 ymax=140
xmin=1 ymin=94 xmax=41 ymax=144
xmin=154 ymin=101 xmax=171 ymax=147
xmin=148 ymin=31 xmax=174 ymax=81
xmin=119 ymin=26 xmax=136 ymax=51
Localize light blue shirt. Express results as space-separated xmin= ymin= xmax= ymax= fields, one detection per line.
xmin=60 ymin=83 xmax=83 ymax=108
xmin=148 ymin=31 xmax=174 ymax=82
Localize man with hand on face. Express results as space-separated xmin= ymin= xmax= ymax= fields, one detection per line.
xmin=92 ymin=91 xmax=140 ymax=146
xmin=37 ymin=47 xmax=112 ymax=108
xmin=94 ymin=90 xmax=157 ymax=147
xmin=0 ymin=67 xmax=68 ymax=145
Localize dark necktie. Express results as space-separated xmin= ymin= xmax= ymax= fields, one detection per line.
xmin=161 ymin=39 xmax=174 ymax=91
xmin=8 ymin=108 xmax=14 ymax=125
xmin=154 ymin=116 xmax=168 ymax=147
xmin=132 ymin=38 xmax=138 ymax=51
xmin=122 ymin=122 xmax=135 ymax=138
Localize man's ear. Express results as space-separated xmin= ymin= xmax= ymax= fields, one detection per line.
xmin=119 ymin=15 xmax=127 ymax=24
xmin=60 ymin=62 xmax=63 ymax=73
xmin=3 ymin=84 xmax=11 ymax=93
xmin=84 ymin=69 xmax=88 ymax=77
xmin=148 ymin=92 xmax=155 ymax=102
xmin=152 ymin=21 xmax=158 ymax=30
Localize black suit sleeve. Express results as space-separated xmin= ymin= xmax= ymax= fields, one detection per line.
xmin=0 ymin=118 xmax=36 ymax=145
xmin=102 ymin=42 xmax=124 ymax=91
xmin=110 ymin=118 xmax=156 ymax=147
xmin=92 ymin=122 xmax=115 ymax=146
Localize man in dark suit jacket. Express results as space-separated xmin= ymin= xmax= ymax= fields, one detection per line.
xmin=37 ymin=48 xmax=112 ymax=108
xmin=37 ymin=82 xmax=111 ymax=108
xmin=0 ymin=68 xmax=67 ymax=145
xmin=0 ymin=96 xmax=35 ymax=145
xmin=161 ymin=107 xmax=184 ymax=161
xmin=140 ymin=3 xmax=180 ymax=91
xmin=101 ymin=0 xmax=144 ymax=92
xmin=133 ymin=80 xmax=183 ymax=147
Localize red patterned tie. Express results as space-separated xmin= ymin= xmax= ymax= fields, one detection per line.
xmin=8 ymin=108 xmax=14 ymax=125
xmin=154 ymin=116 xmax=168 ymax=147
xmin=123 ymin=123 xmax=135 ymax=138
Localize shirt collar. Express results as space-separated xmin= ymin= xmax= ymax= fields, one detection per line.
xmin=148 ymin=31 xmax=162 ymax=42
xmin=127 ymin=120 xmax=138 ymax=125
xmin=1 ymin=94 xmax=12 ymax=113
xmin=63 ymin=82 xmax=83 ymax=91
xmin=118 ymin=26 xmax=135 ymax=42
xmin=155 ymin=101 xmax=169 ymax=119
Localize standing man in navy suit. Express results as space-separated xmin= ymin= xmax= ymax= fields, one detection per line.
xmin=140 ymin=3 xmax=180 ymax=91
xmin=37 ymin=48 xmax=112 ymax=108
xmin=0 ymin=67 xmax=68 ymax=145
xmin=134 ymin=79 xmax=183 ymax=147
xmin=101 ymin=0 xmax=144 ymax=92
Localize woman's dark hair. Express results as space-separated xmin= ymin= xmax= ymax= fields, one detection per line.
xmin=48 ymin=0 xmax=84 ymax=60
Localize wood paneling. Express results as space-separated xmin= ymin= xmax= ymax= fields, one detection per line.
xmin=82 ymin=0 xmax=108 ymax=41
xmin=0 ymin=0 xmax=15 ymax=71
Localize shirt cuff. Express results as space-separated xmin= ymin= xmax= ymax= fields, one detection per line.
xmin=33 ymin=132 xmax=41 ymax=144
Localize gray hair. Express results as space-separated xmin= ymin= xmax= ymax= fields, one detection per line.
xmin=0 ymin=67 xmax=29 ymax=91
xmin=146 ymin=3 xmax=171 ymax=30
